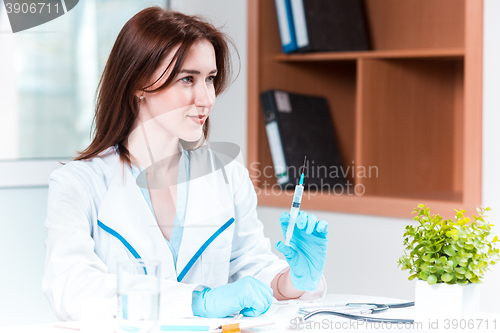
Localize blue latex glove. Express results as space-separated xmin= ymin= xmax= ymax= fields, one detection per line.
xmin=191 ymin=276 xmax=273 ymax=318
xmin=275 ymin=211 xmax=328 ymax=291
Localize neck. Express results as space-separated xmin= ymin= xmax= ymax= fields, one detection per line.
xmin=125 ymin=118 xmax=181 ymax=170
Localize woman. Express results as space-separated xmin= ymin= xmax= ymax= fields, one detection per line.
xmin=43 ymin=7 xmax=328 ymax=321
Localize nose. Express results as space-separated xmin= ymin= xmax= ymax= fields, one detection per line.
xmin=194 ymin=82 xmax=215 ymax=111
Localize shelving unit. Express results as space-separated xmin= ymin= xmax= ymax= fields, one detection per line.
xmin=247 ymin=0 xmax=483 ymax=218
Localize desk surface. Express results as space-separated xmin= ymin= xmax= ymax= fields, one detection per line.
xmin=2 ymin=294 xmax=499 ymax=333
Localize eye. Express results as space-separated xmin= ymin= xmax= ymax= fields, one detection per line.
xmin=181 ymin=76 xmax=194 ymax=83
xmin=206 ymin=75 xmax=216 ymax=84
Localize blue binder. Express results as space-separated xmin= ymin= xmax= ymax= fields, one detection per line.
xmin=274 ymin=0 xmax=298 ymax=53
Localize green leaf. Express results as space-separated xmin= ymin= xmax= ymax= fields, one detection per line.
xmin=444 ymin=245 xmax=456 ymax=256
xmin=441 ymin=273 xmax=453 ymax=282
xmin=427 ymin=274 xmax=437 ymax=285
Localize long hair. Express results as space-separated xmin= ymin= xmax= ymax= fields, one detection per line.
xmin=75 ymin=7 xmax=234 ymax=165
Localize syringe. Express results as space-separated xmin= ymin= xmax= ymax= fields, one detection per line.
xmin=285 ymin=157 xmax=306 ymax=246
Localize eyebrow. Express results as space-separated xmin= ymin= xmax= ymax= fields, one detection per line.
xmin=179 ymin=69 xmax=218 ymax=75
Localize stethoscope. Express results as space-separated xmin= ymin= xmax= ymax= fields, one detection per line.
xmin=296 ymin=301 xmax=415 ymax=324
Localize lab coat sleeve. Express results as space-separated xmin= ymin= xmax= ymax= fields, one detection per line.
xmin=228 ymin=163 xmax=326 ymax=299
xmin=43 ymin=166 xmax=198 ymax=321
xmin=43 ymin=166 xmax=117 ymax=321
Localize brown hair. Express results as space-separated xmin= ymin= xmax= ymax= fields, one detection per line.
xmin=75 ymin=6 xmax=235 ymax=165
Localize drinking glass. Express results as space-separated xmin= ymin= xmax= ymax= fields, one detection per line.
xmin=117 ymin=260 xmax=161 ymax=333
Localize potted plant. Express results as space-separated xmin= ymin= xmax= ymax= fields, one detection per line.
xmin=398 ymin=205 xmax=500 ymax=321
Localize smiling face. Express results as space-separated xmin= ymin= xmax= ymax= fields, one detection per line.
xmin=137 ymin=39 xmax=217 ymax=143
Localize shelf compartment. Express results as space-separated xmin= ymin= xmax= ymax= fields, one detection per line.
xmin=365 ymin=0 xmax=465 ymax=51
xmin=357 ymin=58 xmax=464 ymax=199
xmin=256 ymin=61 xmax=357 ymax=186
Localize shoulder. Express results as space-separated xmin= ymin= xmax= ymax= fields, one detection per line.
xmin=49 ymin=147 xmax=121 ymax=191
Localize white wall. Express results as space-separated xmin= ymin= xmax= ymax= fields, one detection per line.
xmin=0 ymin=188 xmax=57 ymax=326
xmin=479 ymin=0 xmax=500 ymax=315
xmin=1 ymin=0 xmax=499 ymax=327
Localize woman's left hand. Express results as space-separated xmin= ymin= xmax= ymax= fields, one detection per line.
xmin=275 ymin=211 xmax=328 ymax=291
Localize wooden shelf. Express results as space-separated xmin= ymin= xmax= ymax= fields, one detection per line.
xmin=247 ymin=0 xmax=483 ymax=219
xmin=257 ymin=190 xmax=468 ymax=220
xmin=275 ymin=48 xmax=465 ymax=62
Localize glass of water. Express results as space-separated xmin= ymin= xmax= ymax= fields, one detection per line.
xmin=117 ymin=260 xmax=161 ymax=333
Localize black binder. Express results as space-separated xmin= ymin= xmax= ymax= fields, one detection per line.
xmin=260 ymin=90 xmax=347 ymax=191
xmin=290 ymin=0 xmax=370 ymax=52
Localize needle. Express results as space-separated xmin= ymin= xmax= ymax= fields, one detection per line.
xmin=301 ymin=156 xmax=307 ymax=177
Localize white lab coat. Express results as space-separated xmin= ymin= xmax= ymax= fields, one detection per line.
xmin=43 ymin=146 xmax=326 ymax=321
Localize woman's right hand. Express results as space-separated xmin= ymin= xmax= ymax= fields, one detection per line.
xmin=192 ymin=276 xmax=273 ymax=317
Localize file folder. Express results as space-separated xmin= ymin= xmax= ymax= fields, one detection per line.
xmin=274 ymin=0 xmax=298 ymax=53
xmin=289 ymin=0 xmax=370 ymax=52
xmin=260 ymin=90 xmax=347 ymax=191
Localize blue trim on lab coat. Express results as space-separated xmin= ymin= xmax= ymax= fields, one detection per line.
xmin=97 ymin=220 xmax=147 ymax=275
xmin=177 ymin=217 xmax=236 ymax=282
xmin=98 ymin=217 xmax=236 ymax=282
xmin=98 ymin=220 xmax=143 ymax=260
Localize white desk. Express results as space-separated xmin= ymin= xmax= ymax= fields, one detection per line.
xmin=2 ymin=294 xmax=499 ymax=333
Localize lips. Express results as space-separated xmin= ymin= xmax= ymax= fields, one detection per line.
xmin=187 ymin=115 xmax=207 ymax=125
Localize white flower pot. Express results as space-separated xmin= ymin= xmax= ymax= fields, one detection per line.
xmin=415 ymin=280 xmax=481 ymax=324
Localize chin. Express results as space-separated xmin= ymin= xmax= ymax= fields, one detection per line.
xmin=181 ymin=130 xmax=204 ymax=143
